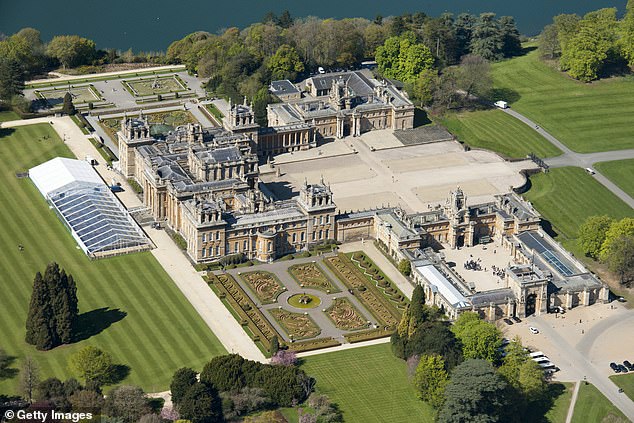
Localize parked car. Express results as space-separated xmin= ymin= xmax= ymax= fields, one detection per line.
xmin=511 ymin=316 xmax=521 ymax=323
xmin=611 ymin=362 xmax=621 ymax=373
xmin=503 ymin=318 xmax=514 ymax=325
xmin=624 ymin=361 xmax=634 ymax=371
xmin=529 ymin=327 xmax=539 ymax=334
xmin=618 ymin=364 xmax=629 ymax=373
xmin=617 ymin=297 xmax=627 ymax=303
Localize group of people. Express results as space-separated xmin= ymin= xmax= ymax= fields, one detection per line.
xmin=464 ymin=258 xmax=482 ymax=271
xmin=491 ymin=265 xmax=505 ymax=279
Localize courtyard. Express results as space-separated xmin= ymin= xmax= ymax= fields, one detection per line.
xmin=214 ymin=253 xmax=407 ymax=351
xmin=441 ymin=242 xmax=515 ymax=293
xmin=262 ymin=131 xmax=534 ymax=213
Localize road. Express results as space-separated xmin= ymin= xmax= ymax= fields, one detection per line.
xmin=501 ymin=108 xmax=634 ymax=209
xmin=529 ymin=315 xmax=634 ymax=421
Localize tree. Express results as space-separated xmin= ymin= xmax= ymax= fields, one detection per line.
xmin=68 ymin=346 xmax=114 ymax=386
xmin=455 ymin=13 xmax=476 ymax=58
xmin=170 ymin=367 xmax=198 ymax=406
xmin=267 ymin=44 xmax=304 ymax=81
xmin=61 ymin=92 xmax=76 ymax=116
xmin=398 ymin=259 xmax=411 ymax=276
xmin=178 ymin=382 xmax=223 ymax=423
xmin=413 ymin=354 xmax=448 ymax=408
xmin=553 ymin=14 xmax=581 ymax=54
xmin=68 ymin=389 xmax=104 ymax=412
xmin=103 ymin=385 xmax=150 ymax=423
xmin=498 ymin=16 xmax=522 ymax=57
xmin=437 ymin=359 xmax=508 ymax=423
xmin=604 ymin=235 xmax=634 ymax=284
xmin=19 ymin=357 xmax=39 ymax=403
xmin=623 ymin=0 xmax=634 ymax=68
xmin=457 ymin=54 xmax=492 ymax=100
xmin=579 ymin=215 xmax=614 ymax=259
xmin=375 ymin=33 xmax=434 ymax=83
xmin=25 ymin=271 xmax=56 ymax=350
xmin=432 ymin=68 xmax=460 ymax=112
xmin=270 ymin=336 xmax=280 ymax=355
xmin=221 ymin=387 xmax=271 ymax=420
xmin=452 ymin=312 xmax=502 ymax=362
xmin=410 ymin=68 xmax=437 ymax=107
xmin=600 ymin=218 xmax=634 ymax=262
xmin=0 ymin=58 xmax=25 ymax=102
xmin=47 ymin=35 xmax=97 ymax=69
xmin=560 ymin=9 xmax=618 ymax=82
xmin=469 ymin=13 xmax=504 ymax=61
xmin=36 ymin=378 xmax=69 ymax=410
xmin=539 ymin=24 xmax=560 ymax=59
xmin=200 ymin=354 xmax=247 ymax=392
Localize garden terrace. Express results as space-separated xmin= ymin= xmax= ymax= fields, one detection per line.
xmin=240 ymin=271 xmax=286 ymax=304
xmin=122 ymin=75 xmax=189 ymax=97
xmin=326 ymin=298 xmax=369 ymax=331
xmin=324 ymin=253 xmax=403 ymax=329
xmin=269 ymin=309 xmax=321 ymax=340
xmin=288 ymin=262 xmax=340 ymax=293
xmin=99 ymin=110 xmax=198 ymax=140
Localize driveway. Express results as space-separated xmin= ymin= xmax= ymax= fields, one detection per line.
xmin=501 ymin=108 xmax=634 ymax=209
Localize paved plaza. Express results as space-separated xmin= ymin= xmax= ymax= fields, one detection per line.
xmin=219 ymin=255 xmax=383 ymax=344
xmin=264 ymin=132 xmax=534 ymax=213
xmin=441 ymin=243 xmax=515 ymax=292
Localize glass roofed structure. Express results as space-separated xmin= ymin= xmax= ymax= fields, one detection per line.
xmin=29 ymin=157 xmax=152 ymax=258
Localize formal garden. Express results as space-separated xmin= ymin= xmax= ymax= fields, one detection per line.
xmin=122 ymin=74 xmax=189 ymax=97
xmin=207 ymin=255 xmax=407 ymax=356
xmin=240 ymin=271 xmax=285 ymax=304
xmin=98 ymin=109 xmax=198 ymax=140
xmin=35 ymin=84 xmax=102 ymax=105
xmin=288 ymin=262 xmax=340 ymax=293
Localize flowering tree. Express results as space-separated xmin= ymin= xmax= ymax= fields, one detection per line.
xmin=270 ymin=350 xmax=298 ymax=366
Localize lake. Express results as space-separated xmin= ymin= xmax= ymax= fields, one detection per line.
xmin=0 ymin=0 xmax=627 ymax=52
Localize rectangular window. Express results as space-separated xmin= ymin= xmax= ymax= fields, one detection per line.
xmin=244 ymin=240 xmax=247 ymax=250
xmin=216 ymin=231 xmax=220 ymax=240
xmin=313 ymin=217 xmax=317 ymax=225
xmin=320 ymin=216 xmax=323 ymax=225
xmin=319 ymin=230 xmax=323 ymax=239
xmin=312 ymin=232 xmax=316 ymax=241
xmin=202 ymin=233 xmax=206 ymax=242
xmin=327 ymin=215 xmax=330 ymax=224
xmin=208 ymin=247 xmax=213 ymax=257
xmin=301 ymin=232 xmax=305 ymax=242
xmin=201 ymin=248 xmax=206 ymax=258
xmin=292 ymin=233 xmax=297 ymax=243
xmin=235 ymin=242 xmax=239 ymax=252
xmin=325 ymin=229 xmax=329 ymax=239
xmin=216 ymin=246 xmax=220 ymax=256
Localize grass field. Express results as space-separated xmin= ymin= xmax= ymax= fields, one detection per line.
xmin=595 ymin=159 xmax=634 ymax=199
xmin=545 ymin=382 xmax=574 ymax=423
xmin=0 ymin=110 xmax=20 ymax=122
xmin=0 ymin=124 xmax=226 ymax=394
xmin=571 ymin=383 xmax=628 ymax=423
xmin=440 ymin=109 xmax=562 ymax=159
xmin=301 ymin=343 xmax=434 ymax=423
xmin=491 ymin=47 xmax=634 ymax=153
xmin=610 ymin=373 xmax=634 ymax=402
xmin=523 ymin=167 xmax=634 ymax=241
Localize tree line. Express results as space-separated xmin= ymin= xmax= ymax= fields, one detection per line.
xmin=538 ymin=1 xmax=634 ymax=81
xmin=579 ymin=216 xmax=634 ymax=285
xmin=392 ymin=286 xmax=557 ymax=422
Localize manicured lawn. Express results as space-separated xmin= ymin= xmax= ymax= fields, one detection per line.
xmin=545 ymin=382 xmax=574 ymax=423
xmin=595 ymin=159 xmax=634 ymax=199
xmin=571 ymin=383 xmax=628 ymax=423
xmin=301 ymin=343 xmax=434 ymax=423
xmin=523 ymin=167 xmax=634 ymax=240
xmin=440 ymin=109 xmax=562 ymax=159
xmin=0 ymin=124 xmax=226 ymax=394
xmin=0 ymin=110 xmax=20 ymax=122
xmin=491 ymin=47 xmax=634 ymax=153
xmin=610 ymin=373 xmax=634 ymax=402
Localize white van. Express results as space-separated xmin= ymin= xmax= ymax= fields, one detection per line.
xmin=529 ymin=351 xmax=546 ymax=359
xmin=494 ymin=100 xmax=509 ymax=109
xmin=585 ymin=167 xmax=596 ymax=175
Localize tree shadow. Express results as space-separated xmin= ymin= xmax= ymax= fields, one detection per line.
xmin=524 ymin=382 xmax=567 ymax=422
xmin=106 ymin=364 xmax=131 ymax=385
xmin=0 ymin=127 xmax=16 ymax=139
xmin=72 ymin=307 xmax=127 ymax=343
xmin=148 ymin=397 xmax=165 ymax=413
xmin=487 ymin=87 xmax=521 ymax=104
xmin=517 ymin=45 xmax=538 ymax=57
xmin=0 ymin=354 xmax=19 ymax=380
xmin=413 ymin=108 xmax=432 ymax=127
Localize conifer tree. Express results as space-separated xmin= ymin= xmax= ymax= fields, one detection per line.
xmin=25 ymin=272 xmax=56 ymax=350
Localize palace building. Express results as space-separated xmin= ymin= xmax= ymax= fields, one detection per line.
xmin=118 ymin=115 xmax=335 ymax=263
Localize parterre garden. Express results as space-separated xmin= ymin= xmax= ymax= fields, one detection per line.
xmin=122 ymin=75 xmax=189 ymax=97
xmin=288 ymin=262 xmax=340 ymax=292
xmin=0 ymin=124 xmax=226 ymax=394
xmin=269 ymin=309 xmax=321 ymax=340
xmin=240 ymin=271 xmax=285 ymax=304
xmin=326 ymin=298 xmax=369 ymax=331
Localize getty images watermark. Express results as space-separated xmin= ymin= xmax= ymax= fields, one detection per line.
xmin=3 ymin=409 xmax=93 ymax=423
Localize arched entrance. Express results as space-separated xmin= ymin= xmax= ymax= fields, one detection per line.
xmin=525 ymin=293 xmax=537 ymax=317
xmin=457 ymin=235 xmax=465 ymax=247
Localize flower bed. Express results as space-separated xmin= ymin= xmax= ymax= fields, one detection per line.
xmin=240 ymin=271 xmax=285 ymax=304
xmin=325 ymin=254 xmax=402 ymax=329
xmin=288 ymin=262 xmax=340 ymax=293
xmin=269 ymin=309 xmax=321 ymax=340
xmin=325 ymin=298 xmax=369 ymax=331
